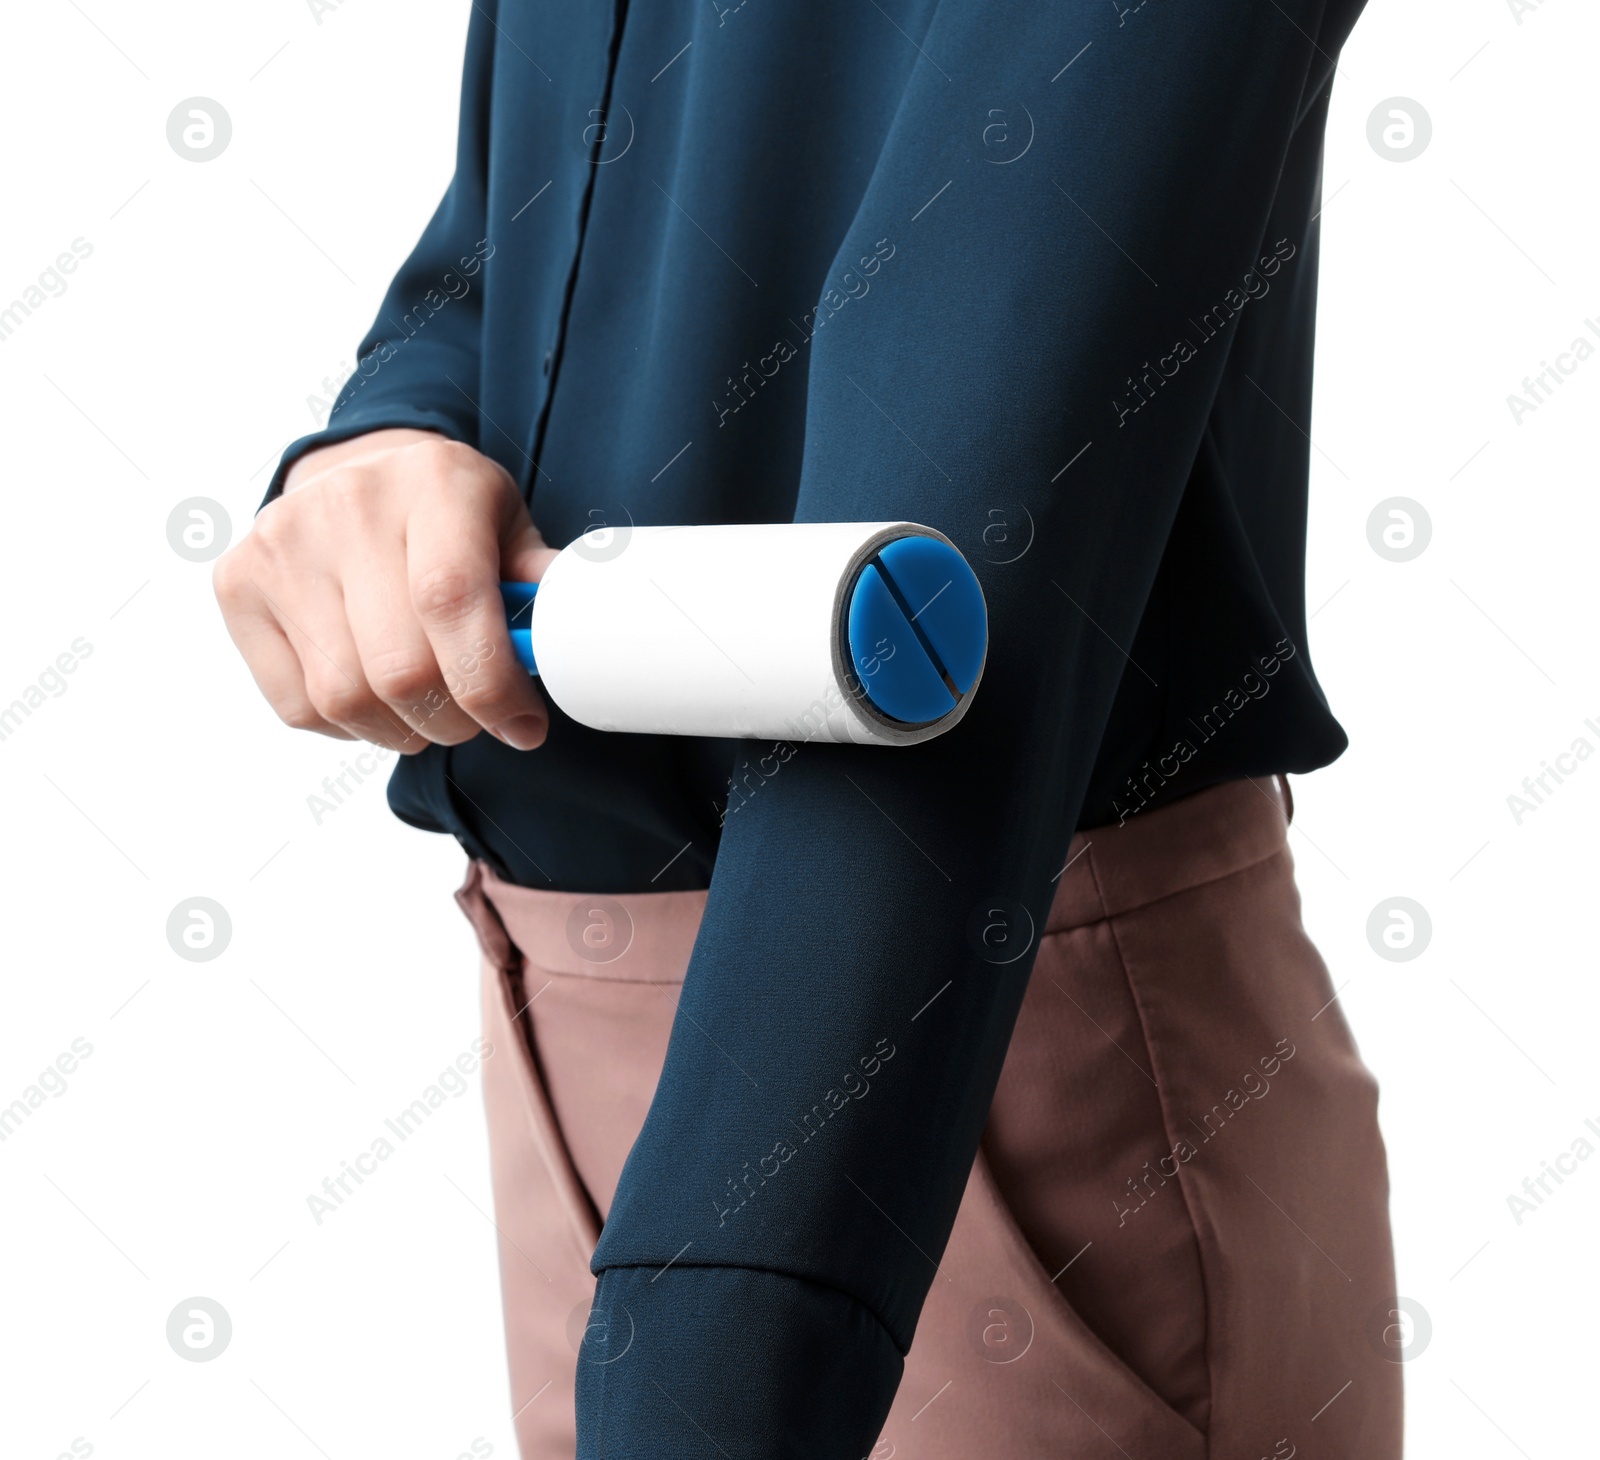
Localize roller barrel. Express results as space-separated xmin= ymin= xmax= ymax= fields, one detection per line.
xmin=499 ymin=521 xmax=986 ymax=746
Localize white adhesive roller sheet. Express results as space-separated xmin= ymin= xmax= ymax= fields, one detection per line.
xmin=502 ymin=521 xmax=988 ymax=746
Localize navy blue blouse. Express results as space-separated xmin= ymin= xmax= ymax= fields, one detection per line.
xmin=268 ymin=0 xmax=1366 ymax=1452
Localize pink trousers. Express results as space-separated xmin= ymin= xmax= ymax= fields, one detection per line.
xmin=455 ymin=775 xmax=1403 ymax=1459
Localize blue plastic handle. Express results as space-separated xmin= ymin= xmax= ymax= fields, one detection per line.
xmin=499 ymin=582 xmax=539 ymax=676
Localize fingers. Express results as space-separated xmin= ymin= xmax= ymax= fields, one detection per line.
xmin=214 ymin=551 xmax=352 ymax=740
xmin=342 ymin=566 xmax=485 ymax=750
xmin=406 ymin=472 xmax=550 ymax=750
xmin=263 ymin=578 xmax=416 ymax=751
xmin=215 ymin=433 xmax=558 ymax=755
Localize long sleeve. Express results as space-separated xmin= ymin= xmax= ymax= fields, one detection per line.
xmin=579 ymin=1 xmax=1365 ymax=1455
xmin=261 ymin=0 xmax=500 ymax=505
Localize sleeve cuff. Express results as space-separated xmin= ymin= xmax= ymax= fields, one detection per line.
xmin=577 ymin=1265 xmax=903 ymax=1460
xmin=259 ymin=339 xmax=485 ymax=509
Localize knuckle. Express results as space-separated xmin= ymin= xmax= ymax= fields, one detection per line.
xmin=277 ymin=697 xmax=325 ymax=733
xmin=308 ymin=678 xmax=369 ymax=727
xmin=411 ymin=435 xmax=474 ymax=474
xmin=250 ymin=502 xmax=294 ymax=554
xmin=446 ymin=642 xmax=519 ymax=718
xmin=388 ymin=690 xmax=449 ymax=737
xmin=367 ymin=652 xmax=441 ymax=708
xmin=411 ymin=438 xmax=509 ymax=501
xmin=410 ymin=563 xmax=483 ymax=624
xmin=450 ymin=672 xmax=505 ymax=717
xmin=211 ymin=547 xmax=248 ymax=606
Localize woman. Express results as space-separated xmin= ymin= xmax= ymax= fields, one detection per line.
xmin=215 ymin=0 xmax=1397 ymax=1454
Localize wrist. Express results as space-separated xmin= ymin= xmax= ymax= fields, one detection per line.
xmin=282 ymin=427 xmax=446 ymax=494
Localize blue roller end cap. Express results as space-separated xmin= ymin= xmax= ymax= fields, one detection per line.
xmin=877 ymin=536 xmax=987 ymax=694
xmin=500 ymin=582 xmax=539 ymax=676
xmin=845 ymin=536 xmax=987 ymax=727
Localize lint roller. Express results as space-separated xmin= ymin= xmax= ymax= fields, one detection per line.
xmin=499 ymin=522 xmax=986 ymax=746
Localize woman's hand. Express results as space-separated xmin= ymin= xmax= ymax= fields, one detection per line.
xmin=214 ymin=428 xmax=558 ymax=752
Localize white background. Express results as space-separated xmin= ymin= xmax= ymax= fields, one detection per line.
xmin=1 ymin=1 xmax=1594 ymax=1456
